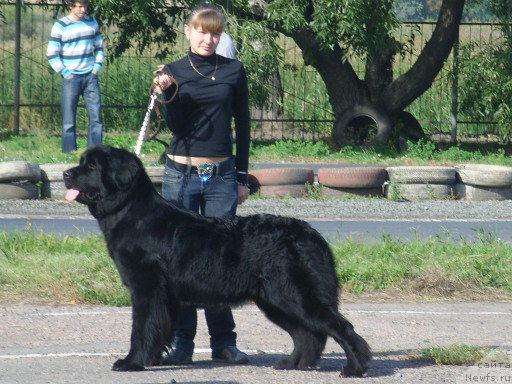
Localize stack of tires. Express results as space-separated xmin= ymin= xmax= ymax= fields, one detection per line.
xmin=145 ymin=166 xmax=165 ymax=194
xmin=40 ymin=163 xmax=74 ymax=200
xmin=385 ymin=166 xmax=456 ymax=201
xmin=248 ymin=168 xmax=314 ymax=197
xmin=317 ymin=167 xmax=387 ymax=198
xmin=455 ymin=164 xmax=512 ymax=201
xmin=0 ymin=161 xmax=41 ymax=200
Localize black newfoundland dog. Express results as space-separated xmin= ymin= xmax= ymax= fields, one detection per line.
xmin=63 ymin=145 xmax=371 ymax=377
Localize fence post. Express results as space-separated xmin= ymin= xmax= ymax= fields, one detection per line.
xmin=450 ymin=26 xmax=459 ymax=144
xmin=14 ymin=0 xmax=21 ymax=134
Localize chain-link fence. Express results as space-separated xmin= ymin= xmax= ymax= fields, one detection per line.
xmin=1 ymin=2 xmax=510 ymax=141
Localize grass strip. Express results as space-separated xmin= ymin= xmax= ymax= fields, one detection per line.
xmin=0 ymin=232 xmax=510 ymax=305
xmin=416 ymin=344 xmax=490 ymax=366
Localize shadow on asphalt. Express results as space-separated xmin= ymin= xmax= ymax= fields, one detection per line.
xmin=149 ymin=349 xmax=435 ymax=378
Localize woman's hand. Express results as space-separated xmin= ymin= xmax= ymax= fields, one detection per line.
xmin=152 ymin=65 xmax=173 ymax=94
xmin=237 ymin=184 xmax=249 ymax=205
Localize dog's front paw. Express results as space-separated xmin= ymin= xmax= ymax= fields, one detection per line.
xmin=273 ymin=357 xmax=298 ymax=370
xmin=112 ymin=358 xmax=145 ymax=371
xmin=340 ymin=365 xmax=367 ymax=378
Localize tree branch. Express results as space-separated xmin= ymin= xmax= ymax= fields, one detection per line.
xmin=383 ymin=0 xmax=465 ymax=112
xmin=292 ymin=28 xmax=368 ymax=115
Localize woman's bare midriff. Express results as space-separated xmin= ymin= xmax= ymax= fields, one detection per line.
xmin=167 ymin=154 xmax=229 ymax=166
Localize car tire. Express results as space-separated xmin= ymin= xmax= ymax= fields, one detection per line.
xmin=321 ymin=186 xmax=384 ymax=198
xmin=457 ymin=164 xmax=512 ymax=187
xmin=385 ymin=183 xmax=454 ymax=201
xmin=454 ymin=183 xmax=512 ymax=201
xmin=0 ymin=161 xmax=41 ymax=183
xmin=317 ymin=167 xmax=387 ymax=188
xmin=249 ymin=168 xmax=314 ymax=186
xmin=0 ymin=181 xmax=39 ymax=200
xmin=258 ymin=184 xmax=309 ymax=198
xmin=386 ymin=166 xmax=456 ymax=184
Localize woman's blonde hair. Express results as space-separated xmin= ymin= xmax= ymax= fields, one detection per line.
xmin=186 ymin=2 xmax=225 ymax=34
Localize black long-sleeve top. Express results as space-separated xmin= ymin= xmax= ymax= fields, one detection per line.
xmin=163 ymin=52 xmax=250 ymax=184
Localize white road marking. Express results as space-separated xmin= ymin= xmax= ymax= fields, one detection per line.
xmin=348 ymin=310 xmax=512 ymax=316
xmin=0 ymin=348 xmax=286 ymax=360
xmin=28 ymin=308 xmax=511 ymax=317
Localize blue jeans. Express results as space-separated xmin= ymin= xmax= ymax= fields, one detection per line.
xmin=61 ymin=72 xmax=103 ymax=153
xmin=161 ymin=156 xmax=238 ymax=355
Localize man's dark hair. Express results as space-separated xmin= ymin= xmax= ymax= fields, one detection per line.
xmin=66 ymin=0 xmax=90 ymax=7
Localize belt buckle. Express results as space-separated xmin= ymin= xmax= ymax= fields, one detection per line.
xmin=197 ymin=162 xmax=215 ymax=183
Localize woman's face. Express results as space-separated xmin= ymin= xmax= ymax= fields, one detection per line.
xmin=185 ymin=25 xmax=221 ymax=56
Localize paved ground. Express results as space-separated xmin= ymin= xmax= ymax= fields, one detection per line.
xmin=1 ymin=302 xmax=511 ymax=384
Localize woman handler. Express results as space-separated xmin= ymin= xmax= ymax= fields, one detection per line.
xmin=152 ymin=2 xmax=250 ymax=366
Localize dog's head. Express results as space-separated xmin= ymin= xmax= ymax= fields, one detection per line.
xmin=63 ymin=145 xmax=145 ymax=215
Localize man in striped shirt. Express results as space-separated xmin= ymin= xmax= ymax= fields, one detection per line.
xmin=47 ymin=0 xmax=105 ymax=153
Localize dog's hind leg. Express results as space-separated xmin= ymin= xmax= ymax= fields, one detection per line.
xmin=313 ymin=308 xmax=371 ymax=377
xmin=255 ymin=300 xmax=325 ymax=370
xmin=259 ymin=295 xmax=370 ymax=376
xmin=296 ymin=330 xmax=326 ymax=369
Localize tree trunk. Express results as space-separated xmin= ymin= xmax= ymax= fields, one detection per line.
xmin=237 ymin=0 xmax=465 ymax=147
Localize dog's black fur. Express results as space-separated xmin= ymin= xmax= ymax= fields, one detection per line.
xmin=63 ymin=145 xmax=371 ymax=376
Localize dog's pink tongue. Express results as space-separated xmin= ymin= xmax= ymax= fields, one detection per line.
xmin=65 ymin=189 xmax=80 ymax=202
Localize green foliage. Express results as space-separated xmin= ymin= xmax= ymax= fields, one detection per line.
xmin=93 ymin=0 xmax=179 ymax=60
xmin=491 ymin=0 xmax=512 ymax=44
xmin=393 ymin=0 xmax=427 ymax=21
xmin=249 ymin=139 xmax=332 ymax=160
xmin=387 ymin=182 xmax=404 ymax=201
xmin=265 ymin=0 xmax=309 ymax=33
xmin=457 ymin=42 xmax=512 ymax=141
xmin=0 ymin=132 xmax=165 ymax=164
xmin=418 ymin=344 xmax=488 ymax=365
xmin=312 ymin=0 xmax=400 ymax=56
xmin=305 ymin=183 xmax=324 ymax=200
xmin=235 ymin=21 xmax=283 ymax=109
xmin=405 ymin=139 xmax=436 ymax=159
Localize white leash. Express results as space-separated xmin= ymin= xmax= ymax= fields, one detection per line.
xmin=134 ymin=93 xmax=159 ymax=156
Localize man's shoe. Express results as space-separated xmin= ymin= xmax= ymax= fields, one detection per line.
xmin=159 ymin=346 xmax=193 ymax=365
xmin=211 ymin=346 xmax=249 ymax=365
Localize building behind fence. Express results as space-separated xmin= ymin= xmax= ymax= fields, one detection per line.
xmin=0 ymin=2 xmax=509 ymax=141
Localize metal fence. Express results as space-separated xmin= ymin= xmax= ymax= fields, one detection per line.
xmin=0 ymin=2 xmax=509 ymax=141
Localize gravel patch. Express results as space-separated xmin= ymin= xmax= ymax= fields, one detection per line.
xmin=2 ymin=197 xmax=512 ymax=220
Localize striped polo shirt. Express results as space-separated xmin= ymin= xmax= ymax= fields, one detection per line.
xmin=47 ymin=15 xmax=105 ymax=78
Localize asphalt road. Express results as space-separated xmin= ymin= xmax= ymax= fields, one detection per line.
xmin=1 ymin=302 xmax=511 ymax=384
xmin=2 ymin=215 xmax=512 ymax=242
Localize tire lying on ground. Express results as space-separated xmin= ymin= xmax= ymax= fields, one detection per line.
xmin=321 ymin=186 xmax=384 ymax=198
xmin=40 ymin=164 xmax=74 ymax=200
xmin=249 ymin=168 xmax=314 ymax=186
xmin=317 ymin=167 xmax=387 ymax=188
xmin=385 ymin=183 xmax=454 ymax=201
xmin=145 ymin=166 xmax=165 ymax=184
xmin=41 ymin=181 xmax=67 ymax=200
xmin=454 ymin=183 xmax=512 ymax=201
xmin=386 ymin=166 xmax=456 ymax=184
xmin=258 ymin=184 xmax=309 ymax=198
xmin=457 ymin=164 xmax=512 ymax=187
xmin=145 ymin=166 xmax=165 ymax=194
xmin=40 ymin=163 xmax=75 ymax=182
xmin=0 ymin=181 xmax=39 ymax=200
xmin=0 ymin=161 xmax=41 ymax=183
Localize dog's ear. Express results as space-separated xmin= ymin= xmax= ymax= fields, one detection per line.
xmin=109 ymin=148 xmax=141 ymax=191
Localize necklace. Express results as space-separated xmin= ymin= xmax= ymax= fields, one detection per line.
xmin=188 ymin=53 xmax=218 ymax=81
